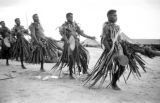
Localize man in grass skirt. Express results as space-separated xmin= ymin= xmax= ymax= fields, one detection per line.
xmin=28 ymin=14 xmax=59 ymax=72
xmin=11 ymin=18 xmax=30 ymax=69
xmin=84 ymin=10 xmax=159 ymax=90
xmin=52 ymin=13 xmax=95 ymax=79
xmin=0 ymin=21 xmax=11 ymax=65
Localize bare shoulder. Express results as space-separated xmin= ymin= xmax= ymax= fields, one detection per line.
xmin=62 ymin=21 xmax=68 ymax=26
xmin=12 ymin=25 xmax=16 ymax=30
xmin=29 ymin=23 xmax=34 ymax=27
xmin=29 ymin=23 xmax=35 ymax=30
xmin=103 ymin=22 xmax=110 ymax=32
xmin=103 ymin=22 xmax=110 ymax=29
xmin=61 ymin=22 xmax=68 ymax=28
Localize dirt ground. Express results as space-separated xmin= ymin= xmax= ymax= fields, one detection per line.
xmin=0 ymin=48 xmax=160 ymax=103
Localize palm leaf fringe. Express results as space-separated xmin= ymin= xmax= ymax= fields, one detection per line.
xmin=51 ymin=40 xmax=89 ymax=75
xmin=26 ymin=37 xmax=58 ymax=64
xmin=10 ymin=37 xmax=30 ymax=60
xmin=84 ymin=40 xmax=157 ymax=88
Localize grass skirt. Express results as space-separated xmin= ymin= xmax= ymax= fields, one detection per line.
xmin=27 ymin=37 xmax=58 ymax=64
xmin=84 ymin=40 xmax=156 ymax=88
xmin=11 ymin=37 xmax=30 ymax=60
xmin=51 ymin=40 xmax=90 ymax=74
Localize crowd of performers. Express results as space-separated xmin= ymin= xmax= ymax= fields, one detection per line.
xmin=0 ymin=10 xmax=160 ymax=90
xmin=0 ymin=14 xmax=61 ymax=71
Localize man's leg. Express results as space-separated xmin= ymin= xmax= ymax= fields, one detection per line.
xmin=69 ymin=55 xmax=74 ymax=79
xmin=111 ymin=65 xmax=125 ymax=90
xmin=16 ymin=57 xmax=18 ymax=61
xmin=20 ymin=49 xmax=26 ymax=69
xmin=6 ymin=49 xmax=9 ymax=66
xmin=6 ymin=58 xmax=9 ymax=66
xmin=40 ymin=56 xmax=45 ymax=72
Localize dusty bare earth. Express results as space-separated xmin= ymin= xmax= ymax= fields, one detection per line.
xmin=0 ymin=47 xmax=160 ymax=103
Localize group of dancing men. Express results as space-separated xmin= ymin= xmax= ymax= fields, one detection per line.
xmin=0 ymin=9 xmax=160 ymax=90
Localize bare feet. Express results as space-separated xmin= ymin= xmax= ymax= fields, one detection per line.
xmin=69 ymin=75 xmax=75 ymax=79
xmin=40 ymin=69 xmax=45 ymax=72
xmin=22 ymin=65 xmax=27 ymax=69
xmin=6 ymin=63 xmax=9 ymax=66
xmin=111 ymin=84 xmax=121 ymax=90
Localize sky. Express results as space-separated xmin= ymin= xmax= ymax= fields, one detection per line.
xmin=0 ymin=0 xmax=160 ymax=41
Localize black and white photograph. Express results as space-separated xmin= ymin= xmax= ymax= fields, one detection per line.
xmin=0 ymin=0 xmax=160 ymax=103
